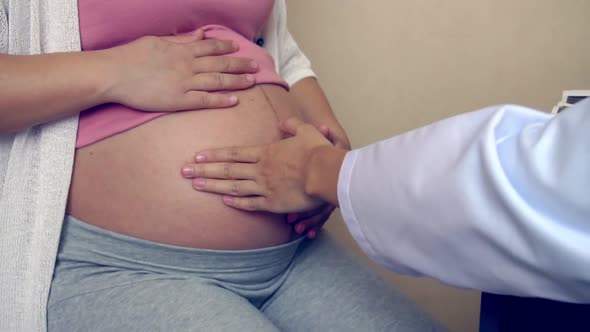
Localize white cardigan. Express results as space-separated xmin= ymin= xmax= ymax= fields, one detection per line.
xmin=0 ymin=1 xmax=315 ymax=330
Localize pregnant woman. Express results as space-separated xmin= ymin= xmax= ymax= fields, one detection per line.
xmin=0 ymin=0 xmax=440 ymax=331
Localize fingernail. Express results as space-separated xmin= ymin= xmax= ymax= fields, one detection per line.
xmin=228 ymin=95 xmax=238 ymax=104
xmin=181 ymin=167 xmax=194 ymax=177
xmin=223 ymin=196 xmax=234 ymax=205
xmin=296 ymin=224 xmax=305 ymax=234
xmin=250 ymin=61 xmax=258 ymax=69
xmin=232 ymin=41 xmax=239 ymax=50
xmin=287 ymin=214 xmax=298 ymax=223
xmin=193 ymin=178 xmax=206 ymax=189
xmin=195 ymin=154 xmax=207 ymax=163
xmin=245 ymin=74 xmax=255 ymax=82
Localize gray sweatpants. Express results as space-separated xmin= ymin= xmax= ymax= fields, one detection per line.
xmin=48 ymin=216 xmax=442 ymax=331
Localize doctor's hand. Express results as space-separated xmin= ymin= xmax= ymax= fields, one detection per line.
xmin=181 ymin=117 xmax=346 ymax=213
xmin=285 ymin=124 xmax=346 ymax=238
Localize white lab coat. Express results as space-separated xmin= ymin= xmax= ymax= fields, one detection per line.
xmin=338 ymin=99 xmax=590 ymax=303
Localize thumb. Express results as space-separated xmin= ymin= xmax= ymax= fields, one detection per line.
xmin=318 ymin=125 xmax=339 ymax=146
xmin=279 ymin=117 xmax=306 ymax=136
xmin=318 ymin=125 xmax=331 ymax=139
xmin=162 ymin=29 xmax=204 ymax=43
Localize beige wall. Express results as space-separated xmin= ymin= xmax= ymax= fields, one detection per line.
xmin=286 ymin=1 xmax=590 ymax=331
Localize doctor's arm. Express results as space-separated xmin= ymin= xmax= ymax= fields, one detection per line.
xmin=183 ymin=100 xmax=590 ymax=303
xmin=338 ymin=100 xmax=590 ymax=303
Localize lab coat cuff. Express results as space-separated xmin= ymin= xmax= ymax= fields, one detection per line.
xmin=338 ymin=150 xmax=380 ymax=261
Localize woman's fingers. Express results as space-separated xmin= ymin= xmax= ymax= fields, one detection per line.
xmin=188 ymin=73 xmax=255 ymax=92
xmin=178 ymin=91 xmax=238 ymax=110
xmin=193 ymin=56 xmax=258 ymax=74
xmin=191 ymin=39 xmax=240 ymax=57
xmin=160 ymin=29 xmax=204 ymax=43
xmin=222 ymin=196 xmax=269 ymax=212
xmin=181 ymin=162 xmax=258 ymax=180
xmin=192 ymin=29 xmax=205 ymax=41
xmin=293 ymin=204 xmax=335 ymax=235
xmin=294 ymin=213 xmax=325 ymax=234
xmin=194 ymin=146 xmax=261 ymax=163
xmin=289 ymin=209 xmax=316 ymax=222
xmin=286 ymin=213 xmax=299 ymax=224
xmin=191 ymin=179 xmax=263 ymax=196
xmin=306 ymin=227 xmax=321 ymax=239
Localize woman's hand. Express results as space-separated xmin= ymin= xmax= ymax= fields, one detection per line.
xmin=287 ymin=204 xmax=335 ymax=239
xmin=0 ymin=29 xmax=259 ymax=133
xmin=105 ymin=29 xmax=259 ymax=112
xmin=181 ymin=118 xmax=346 ymax=213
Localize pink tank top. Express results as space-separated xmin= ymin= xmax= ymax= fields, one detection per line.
xmin=77 ymin=0 xmax=287 ymax=148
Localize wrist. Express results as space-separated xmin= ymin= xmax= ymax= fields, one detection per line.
xmin=91 ymin=48 xmax=124 ymax=105
xmin=304 ymin=145 xmax=347 ymax=206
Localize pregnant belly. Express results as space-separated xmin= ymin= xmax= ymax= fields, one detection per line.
xmin=67 ymin=85 xmax=300 ymax=250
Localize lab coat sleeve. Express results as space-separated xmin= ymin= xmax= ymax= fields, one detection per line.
xmin=338 ymin=99 xmax=590 ymax=303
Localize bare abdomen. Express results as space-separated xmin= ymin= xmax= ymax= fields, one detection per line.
xmin=67 ymin=85 xmax=300 ymax=250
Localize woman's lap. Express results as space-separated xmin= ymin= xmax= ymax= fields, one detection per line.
xmin=47 ymin=216 xmax=293 ymax=331
xmin=48 ymin=278 xmax=280 ymax=332
xmin=48 ymin=216 xmax=441 ymax=331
